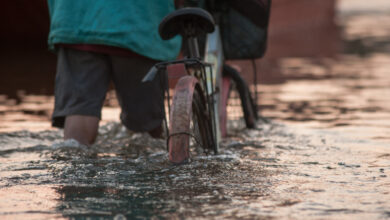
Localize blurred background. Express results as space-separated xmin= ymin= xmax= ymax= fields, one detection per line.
xmin=1 ymin=0 xmax=390 ymax=143
xmin=0 ymin=0 xmax=339 ymax=99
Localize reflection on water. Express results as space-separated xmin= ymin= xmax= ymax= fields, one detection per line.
xmin=258 ymin=54 xmax=390 ymax=142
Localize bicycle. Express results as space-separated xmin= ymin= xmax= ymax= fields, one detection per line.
xmin=143 ymin=3 xmax=265 ymax=164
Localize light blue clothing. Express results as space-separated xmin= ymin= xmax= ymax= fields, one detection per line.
xmin=47 ymin=0 xmax=181 ymax=61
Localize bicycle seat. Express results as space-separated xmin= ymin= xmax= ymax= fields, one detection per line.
xmin=159 ymin=7 xmax=215 ymax=40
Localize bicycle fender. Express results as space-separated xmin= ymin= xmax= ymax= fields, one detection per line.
xmin=167 ymin=63 xmax=188 ymax=88
xmin=169 ymin=76 xmax=199 ymax=164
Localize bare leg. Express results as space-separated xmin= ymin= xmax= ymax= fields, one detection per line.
xmin=64 ymin=115 xmax=99 ymax=145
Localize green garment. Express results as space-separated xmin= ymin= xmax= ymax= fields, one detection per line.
xmin=47 ymin=0 xmax=181 ymax=61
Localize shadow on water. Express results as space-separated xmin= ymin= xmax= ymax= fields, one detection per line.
xmin=0 ymin=122 xmax=274 ymax=219
xmin=56 ymin=185 xmax=175 ymax=219
xmin=51 ymin=140 xmax=269 ymax=218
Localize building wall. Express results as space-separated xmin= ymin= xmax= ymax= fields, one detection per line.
xmin=266 ymin=0 xmax=341 ymax=58
xmin=0 ymin=0 xmax=55 ymax=99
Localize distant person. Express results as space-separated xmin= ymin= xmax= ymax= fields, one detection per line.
xmin=47 ymin=0 xmax=181 ymax=145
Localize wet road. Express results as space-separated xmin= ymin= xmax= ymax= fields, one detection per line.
xmin=1 ymin=1 xmax=390 ymax=220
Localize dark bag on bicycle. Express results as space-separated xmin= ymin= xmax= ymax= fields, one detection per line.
xmin=185 ymin=0 xmax=271 ymax=60
xmin=220 ymin=0 xmax=271 ymax=60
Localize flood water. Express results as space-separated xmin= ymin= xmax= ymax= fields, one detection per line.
xmin=1 ymin=1 xmax=390 ymax=220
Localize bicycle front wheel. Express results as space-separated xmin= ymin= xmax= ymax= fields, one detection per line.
xmin=222 ymin=65 xmax=258 ymax=130
xmin=168 ymin=76 xmax=215 ymax=164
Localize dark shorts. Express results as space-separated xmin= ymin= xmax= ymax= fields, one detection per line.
xmin=52 ymin=47 xmax=164 ymax=132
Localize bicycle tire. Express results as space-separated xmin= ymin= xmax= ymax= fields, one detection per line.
xmin=168 ymin=77 xmax=215 ymax=164
xmin=223 ymin=64 xmax=258 ymax=129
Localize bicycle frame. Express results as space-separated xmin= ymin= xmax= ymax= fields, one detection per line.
xmin=204 ymin=25 xmax=224 ymax=152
